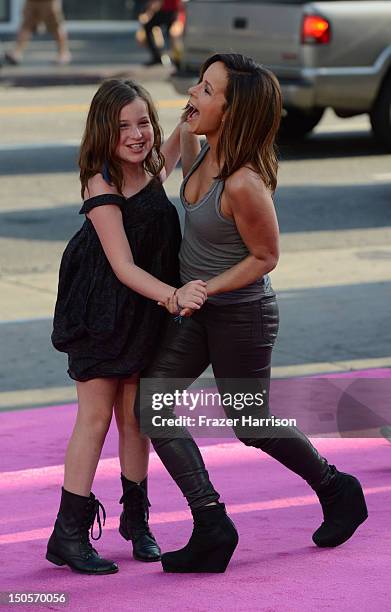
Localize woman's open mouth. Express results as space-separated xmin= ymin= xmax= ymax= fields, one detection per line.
xmin=185 ymin=103 xmax=200 ymax=122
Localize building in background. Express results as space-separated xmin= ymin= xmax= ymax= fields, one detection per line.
xmin=0 ymin=0 xmax=137 ymax=34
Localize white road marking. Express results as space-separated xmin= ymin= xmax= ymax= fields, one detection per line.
xmin=0 ymin=141 xmax=80 ymax=151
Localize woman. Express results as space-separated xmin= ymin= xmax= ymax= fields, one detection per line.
xmin=47 ymin=78 xmax=207 ymax=574
xmin=136 ymin=54 xmax=368 ymax=573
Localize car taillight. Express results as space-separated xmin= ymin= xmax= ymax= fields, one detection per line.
xmin=302 ymin=15 xmax=331 ymax=44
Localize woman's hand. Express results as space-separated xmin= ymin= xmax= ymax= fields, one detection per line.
xmin=176 ymin=280 xmax=207 ymax=310
xmin=158 ymin=280 xmax=207 ymax=314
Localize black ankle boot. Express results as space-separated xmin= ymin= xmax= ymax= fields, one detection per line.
xmin=312 ymin=465 xmax=368 ymax=547
xmin=161 ymin=502 xmax=238 ymax=573
xmin=119 ymin=474 xmax=161 ymax=562
xmin=46 ymin=487 xmax=118 ymax=574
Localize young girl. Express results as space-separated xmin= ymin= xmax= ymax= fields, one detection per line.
xmin=136 ymin=54 xmax=368 ymax=573
xmin=46 ymin=78 xmax=207 ymax=575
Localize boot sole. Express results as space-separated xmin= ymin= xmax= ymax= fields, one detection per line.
xmin=162 ymin=543 xmax=237 ymax=573
xmin=162 ymin=563 xmax=231 ymax=573
xmin=46 ymin=552 xmax=119 ymax=575
xmin=119 ymin=525 xmax=161 ymax=562
xmin=133 ymin=553 xmax=161 ymax=562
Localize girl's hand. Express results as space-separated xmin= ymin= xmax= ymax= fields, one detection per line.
xmin=157 ymin=297 xmax=196 ymax=318
xmin=161 ymin=293 xmax=179 ymax=315
xmin=179 ymin=106 xmax=201 ymax=177
xmin=179 ymin=307 xmax=195 ymax=318
xmin=180 ymin=103 xmax=192 ymax=125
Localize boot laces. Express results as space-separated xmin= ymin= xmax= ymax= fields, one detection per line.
xmin=81 ymin=497 xmax=107 ymax=544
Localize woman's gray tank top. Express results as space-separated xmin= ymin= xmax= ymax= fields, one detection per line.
xmin=179 ymin=141 xmax=275 ymax=305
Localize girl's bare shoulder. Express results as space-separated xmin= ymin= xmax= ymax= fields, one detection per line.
xmin=85 ymin=173 xmax=121 ymax=199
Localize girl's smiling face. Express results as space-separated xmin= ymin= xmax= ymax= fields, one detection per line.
xmin=116 ymin=98 xmax=155 ymax=164
xmin=186 ymin=61 xmax=228 ymax=136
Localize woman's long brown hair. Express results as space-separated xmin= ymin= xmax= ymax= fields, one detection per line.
xmin=200 ymin=54 xmax=282 ymax=192
xmin=79 ymin=79 xmax=164 ymax=198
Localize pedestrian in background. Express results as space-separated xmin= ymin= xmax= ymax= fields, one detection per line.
xmin=4 ymin=0 xmax=71 ymax=66
xmin=140 ymin=0 xmax=182 ymax=66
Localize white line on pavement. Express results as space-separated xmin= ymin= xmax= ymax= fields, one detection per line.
xmin=0 ymin=141 xmax=80 ymax=151
xmin=1 ymin=357 xmax=390 ymax=410
xmin=0 ymin=317 xmax=50 ymax=325
xmin=373 ymin=173 xmax=391 ymax=181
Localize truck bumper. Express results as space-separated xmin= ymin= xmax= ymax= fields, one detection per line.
xmin=281 ymin=69 xmax=380 ymax=112
xmin=278 ymin=77 xmax=317 ymax=110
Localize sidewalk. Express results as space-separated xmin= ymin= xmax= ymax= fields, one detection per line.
xmin=0 ymin=30 xmax=173 ymax=86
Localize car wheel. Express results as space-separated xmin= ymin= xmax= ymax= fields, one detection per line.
xmin=370 ymin=76 xmax=391 ymax=151
xmin=278 ymin=108 xmax=324 ymax=141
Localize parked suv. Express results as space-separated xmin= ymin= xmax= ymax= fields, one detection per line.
xmin=172 ymin=0 xmax=391 ymax=148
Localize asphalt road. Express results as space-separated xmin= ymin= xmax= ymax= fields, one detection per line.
xmin=0 ymin=80 xmax=390 ymax=409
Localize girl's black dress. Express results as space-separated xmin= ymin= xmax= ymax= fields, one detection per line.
xmin=51 ymin=177 xmax=181 ymax=381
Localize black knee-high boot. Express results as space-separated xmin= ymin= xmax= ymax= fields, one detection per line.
xmin=134 ymin=381 xmax=238 ymax=572
xmin=151 ymin=437 xmax=239 ymax=573
xmin=312 ymin=465 xmax=368 ymax=547
xmin=46 ymin=487 xmax=118 ymax=574
xmin=238 ymin=424 xmax=368 ymax=547
xmin=119 ymin=474 xmax=161 ymax=562
xmin=238 ymin=424 xmax=333 ymax=490
xmin=161 ymin=502 xmax=239 ymax=573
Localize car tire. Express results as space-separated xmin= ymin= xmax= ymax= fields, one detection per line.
xmin=278 ymin=108 xmax=324 ymax=141
xmin=370 ymin=76 xmax=391 ymax=150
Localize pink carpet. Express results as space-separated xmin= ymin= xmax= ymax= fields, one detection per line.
xmin=1 ymin=369 xmax=390 ymax=611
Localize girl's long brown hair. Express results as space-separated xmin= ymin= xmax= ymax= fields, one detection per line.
xmin=200 ymin=54 xmax=282 ymax=192
xmin=79 ymin=79 xmax=164 ymax=198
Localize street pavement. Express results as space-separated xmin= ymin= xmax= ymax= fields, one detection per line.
xmin=0 ymin=32 xmax=390 ymax=410
xmin=0 ymin=29 xmax=170 ymax=86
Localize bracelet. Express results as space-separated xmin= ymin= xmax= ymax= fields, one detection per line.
xmin=172 ymin=288 xmax=182 ymax=306
xmin=172 ymin=288 xmax=185 ymax=322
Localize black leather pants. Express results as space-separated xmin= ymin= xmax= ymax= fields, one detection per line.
xmin=135 ymin=297 xmax=333 ymax=509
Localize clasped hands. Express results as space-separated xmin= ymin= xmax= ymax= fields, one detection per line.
xmin=158 ymin=280 xmax=207 ymax=318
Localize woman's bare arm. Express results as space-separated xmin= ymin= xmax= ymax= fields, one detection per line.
xmin=206 ymin=168 xmax=279 ymax=297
